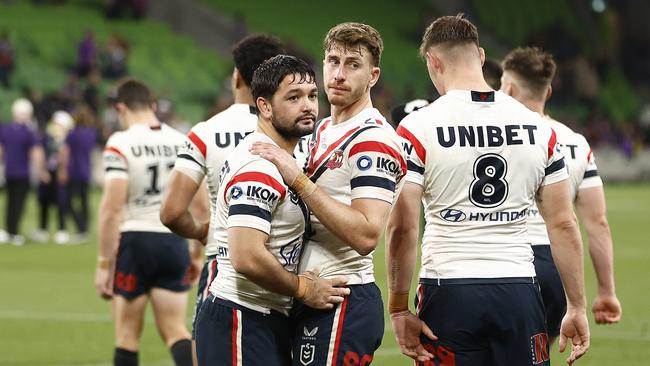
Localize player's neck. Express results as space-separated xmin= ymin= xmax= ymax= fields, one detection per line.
xmin=521 ymin=99 xmax=546 ymax=116
xmin=124 ymin=110 xmax=161 ymax=129
xmin=233 ymin=87 xmax=255 ymax=106
xmin=256 ymin=119 xmax=298 ymax=154
xmin=441 ymin=68 xmax=492 ymax=94
xmin=330 ymin=93 xmax=373 ymax=124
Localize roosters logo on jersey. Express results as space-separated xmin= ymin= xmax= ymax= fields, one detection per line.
xmin=325 ymin=149 xmax=344 ymax=170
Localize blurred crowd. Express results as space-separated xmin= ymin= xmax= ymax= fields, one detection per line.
xmin=1 ymin=2 xmax=650 ymax=246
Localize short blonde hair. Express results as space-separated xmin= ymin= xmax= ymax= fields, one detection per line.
xmin=324 ymin=22 xmax=383 ymax=66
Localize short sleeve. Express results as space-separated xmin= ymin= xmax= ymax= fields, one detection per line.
xmin=579 ymin=146 xmax=603 ymax=190
xmin=396 ymin=120 xmax=426 ymax=186
xmin=541 ymin=128 xmax=568 ymax=186
xmin=223 ymin=160 xmax=287 ymax=234
xmin=174 ymin=125 xmax=207 ymax=175
xmin=103 ymin=135 xmax=128 ymax=180
xmin=347 ymin=129 xmax=406 ymax=203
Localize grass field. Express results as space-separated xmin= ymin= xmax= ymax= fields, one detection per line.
xmin=0 ymin=184 xmax=648 ymax=365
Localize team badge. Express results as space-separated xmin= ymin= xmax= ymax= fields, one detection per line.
xmin=300 ymin=343 xmax=315 ymax=365
xmin=325 ymin=149 xmax=344 ymax=170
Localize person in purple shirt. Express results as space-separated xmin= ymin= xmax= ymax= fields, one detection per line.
xmin=0 ymin=98 xmax=46 ymax=245
xmin=58 ymin=105 xmax=98 ymax=243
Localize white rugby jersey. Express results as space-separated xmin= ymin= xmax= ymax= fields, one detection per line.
xmin=174 ymin=104 xmax=257 ymax=256
xmin=528 ymin=117 xmax=603 ymax=245
xmin=209 ymin=132 xmax=308 ymax=315
xmin=301 ymin=108 xmax=407 ymax=284
xmin=103 ymin=123 xmax=185 ymax=233
xmin=294 ymin=135 xmax=310 ymax=173
xmin=397 ymin=90 xmax=568 ymax=279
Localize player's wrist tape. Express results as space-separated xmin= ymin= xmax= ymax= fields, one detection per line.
xmin=388 ymin=292 xmax=410 ymax=313
xmin=97 ymin=256 xmax=111 ymax=270
xmin=291 ymin=173 xmax=317 ymax=199
xmin=295 ymin=271 xmax=316 ymax=300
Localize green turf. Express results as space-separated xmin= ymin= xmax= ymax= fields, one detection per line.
xmin=0 ymin=184 xmax=648 ymax=365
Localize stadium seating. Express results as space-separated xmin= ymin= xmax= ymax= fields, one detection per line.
xmin=0 ymin=2 xmax=228 ymax=123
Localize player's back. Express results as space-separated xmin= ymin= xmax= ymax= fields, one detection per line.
xmin=104 ymin=123 xmax=185 ymax=233
xmin=527 ymin=117 xmax=601 ymax=245
xmin=398 ymin=90 xmax=566 ymax=279
xmin=175 ymin=104 xmax=258 ymax=255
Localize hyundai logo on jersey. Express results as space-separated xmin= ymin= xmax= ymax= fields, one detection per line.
xmin=440 ymin=209 xmax=467 ymax=222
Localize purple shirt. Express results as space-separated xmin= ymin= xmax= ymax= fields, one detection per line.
xmin=0 ymin=123 xmax=37 ymax=179
xmin=65 ymin=126 xmax=97 ymax=181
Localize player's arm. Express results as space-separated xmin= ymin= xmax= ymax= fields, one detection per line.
xmin=250 ymin=141 xmax=397 ymax=256
xmin=575 ymin=185 xmax=621 ymax=324
xmin=228 ymin=227 xmax=346 ymax=309
xmin=96 ymin=176 xmax=127 ymax=300
xmin=160 ymin=128 xmax=211 ymax=242
xmin=302 ymin=188 xmax=390 ymax=255
xmin=160 ymin=170 xmax=209 ymax=242
xmin=537 ymin=179 xmax=589 ymax=364
xmin=385 ymin=181 xmax=435 ymax=362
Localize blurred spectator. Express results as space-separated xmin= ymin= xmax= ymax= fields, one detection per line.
xmin=0 ymin=99 xmax=47 ymax=245
xmin=103 ymin=33 xmax=129 ymax=80
xmin=106 ymin=0 xmax=148 ymax=20
xmin=83 ymin=68 xmax=102 ymax=114
xmin=0 ymin=30 xmax=15 ymax=88
xmin=156 ymin=98 xmax=191 ymax=133
xmin=32 ymin=110 xmax=73 ymax=244
xmin=61 ymin=72 xmax=81 ymax=105
xmin=59 ymin=104 xmax=98 ymax=243
xmin=77 ymin=30 xmax=97 ymax=78
xmin=389 ymin=99 xmax=432 ymax=128
xmin=483 ymin=58 xmax=503 ymax=90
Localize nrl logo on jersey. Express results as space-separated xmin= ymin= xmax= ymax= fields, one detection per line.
xmin=300 ymin=343 xmax=315 ymax=365
xmin=325 ymin=149 xmax=344 ymax=170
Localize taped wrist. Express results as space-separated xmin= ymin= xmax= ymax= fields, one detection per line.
xmin=389 ymin=292 xmax=409 ymax=314
xmin=97 ymin=256 xmax=111 ymax=270
xmin=295 ymin=271 xmax=317 ymax=300
xmin=291 ymin=173 xmax=317 ymax=199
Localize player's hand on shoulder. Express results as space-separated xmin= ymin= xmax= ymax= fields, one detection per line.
xmin=592 ymin=294 xmax=622 ymax=324
xmin=294 ymin=271 xmax=350 ymax=310
xmin=250 ymin=142 xmax=300 ymax=184
xmin=559 ymin=308 xmax=590 ymax=365
xmin=390 ymin=310 xmax=436 ymax=362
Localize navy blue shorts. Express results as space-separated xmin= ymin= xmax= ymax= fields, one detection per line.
xmin=113 ymin=231 xmax=191 ymax=299
xmin=533 ymin=245 xmax=566 ymax=337
xmin=291 ymin=283 xmax=384 ymax=366
xmin=195 ymin=295 xmax=292 ymax=366
xmin=415 ymin=278 xmax=550 ymax=366
xmin=191 ymin=255 xmax=217 ymax=339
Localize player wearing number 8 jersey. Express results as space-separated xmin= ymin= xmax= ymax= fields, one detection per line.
xmin=386 ymin=15 xmax=590 ymax=366
xmin=96 ymin=79 xmax=197 ymax=366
